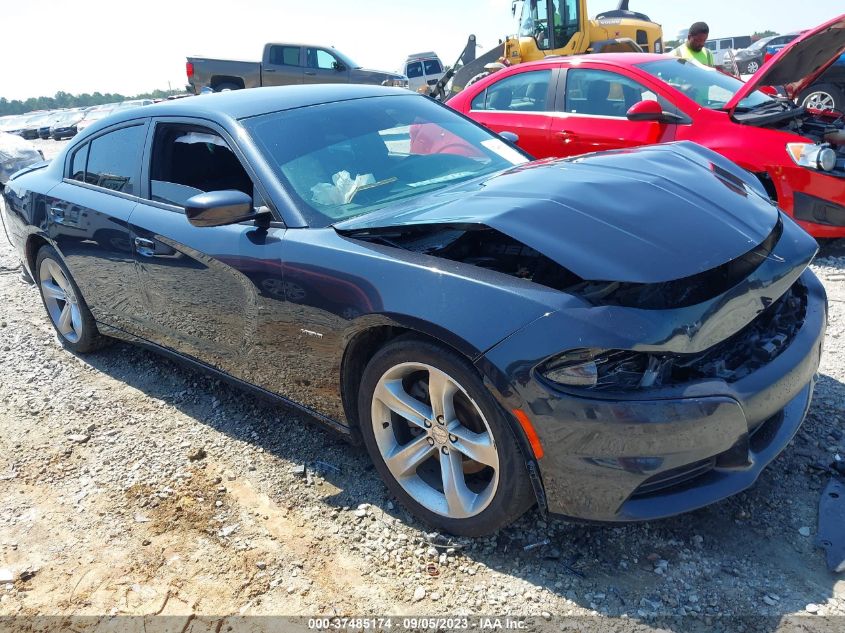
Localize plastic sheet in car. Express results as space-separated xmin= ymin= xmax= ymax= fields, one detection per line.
xmin=0 ymin=132 xmax=43 ymax=185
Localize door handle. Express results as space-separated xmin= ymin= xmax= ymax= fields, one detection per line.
xmin=305 ymin=71 xmax=316 ymax=76
xmin=134 ymin=237 xmax=156 ymax=256
xmin=264 ymin=68 xmax=276 ymax=72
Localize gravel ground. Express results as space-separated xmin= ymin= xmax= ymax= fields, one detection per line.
xmin=0 ymin=139 xmax=844 ymax=631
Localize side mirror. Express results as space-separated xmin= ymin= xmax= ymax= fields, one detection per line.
xmin=626 ymin=100 xmax=686 ymax=124
xmin=333 ymin=61 xmax=347 ymax=72
xmin=185 ymin=190 xmax=257 ymax=227
xmin=499 ymin=131 xmax=519 ymax=144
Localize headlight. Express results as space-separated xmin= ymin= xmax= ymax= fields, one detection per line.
xmin=538 ymin=349 xmax=650 ymax=391
xmin=786 ymin=143 xmax=837 ymax=172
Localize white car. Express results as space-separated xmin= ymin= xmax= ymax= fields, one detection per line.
xmin=0 ymin=132 xmax=43 ymax=187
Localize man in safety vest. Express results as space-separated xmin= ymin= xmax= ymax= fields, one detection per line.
xmin=672 ymin=22 xmax=715 ymax=67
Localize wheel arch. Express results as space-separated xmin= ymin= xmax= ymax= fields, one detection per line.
xmin=340 ymin=321 xmax=471 ymax=434
xmin=24 ymin=233 xmax=52 ymax=279
xmin=339 ymin=319 xmax=548 ymax=512
xmin=210 ymin=76 xmax=246 ymax=91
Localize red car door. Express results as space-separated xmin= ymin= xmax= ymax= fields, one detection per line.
xmin=547 ymin=67 xmax=679 ymax=158
xmin=461 ymin=68 xmax=556 ymax=157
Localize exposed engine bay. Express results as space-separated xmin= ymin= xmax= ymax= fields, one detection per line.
xmin=346 ymin=218 xmax=806 ymax=392
xmin=754 ymin=107 xmax=845 ymax=178
xmin=345 ymin=219 xmax=782 ymax=310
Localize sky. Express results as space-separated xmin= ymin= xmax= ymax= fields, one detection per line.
xmin=2 ymin=0 xmax=844 ymax=101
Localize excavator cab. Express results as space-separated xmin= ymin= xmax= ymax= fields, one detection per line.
xmin=446 ymin=1 xmax=662 ymax=97
xmin=513 ymin=0 xmax=581 ymax=53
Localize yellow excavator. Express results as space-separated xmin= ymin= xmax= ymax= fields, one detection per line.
xmin=440 ymin=1 xmax=664 ymax=98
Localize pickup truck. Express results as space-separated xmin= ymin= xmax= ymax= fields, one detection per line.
xmin=186 ymin=43 xmax=409 ymax=93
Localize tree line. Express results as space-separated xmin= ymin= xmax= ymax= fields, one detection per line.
xmin=0 ymin=89 xmax=188 ymax=116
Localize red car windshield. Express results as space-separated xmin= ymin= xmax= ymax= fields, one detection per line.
xmin=638 ymin=59 xmax=776 ymax=111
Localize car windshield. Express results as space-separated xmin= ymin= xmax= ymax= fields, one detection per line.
xmin=638 ymin=58 xmax=776 ymax=110
xmin=745 ymin=36 xmax=775 ymax=52
xmin=332 ymin=49 xmax=361 ymax=69
xmin=243 ymin=94 xmax=530 ymax=228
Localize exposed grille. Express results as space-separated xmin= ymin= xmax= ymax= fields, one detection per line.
xmin=667 ymin=280 xmax=808 ymax=384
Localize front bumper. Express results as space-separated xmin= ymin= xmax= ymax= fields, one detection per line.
xmin=501 ymin=271 xmax=824 ymax=521
xmin=477 ymin=214 xmax=826 ymax=521
xmin=775 ymin=164 xmax=845 ymax=238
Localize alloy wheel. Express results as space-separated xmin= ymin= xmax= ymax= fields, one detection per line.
xmin=370 ymin=362 xmax=500 ymax=519
xmin=39 ymin=258 xmax=83 ymax=343
xmin=746 ymin=60 xmax=759 ymax=74
xmin=803 ymin=91 xmax=836 ymax=112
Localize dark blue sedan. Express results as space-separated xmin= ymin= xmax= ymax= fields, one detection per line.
xmin=0 ymin=85 xmax=827 ymax=535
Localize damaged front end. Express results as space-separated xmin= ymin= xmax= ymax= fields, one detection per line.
xmin=337 ymin=140 xmax=826 ymax=522
xmin=421 ymin=211 xmax=825 ymax=521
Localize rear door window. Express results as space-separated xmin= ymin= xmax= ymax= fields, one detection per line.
xmin=471 ymin=70 xmax=552 ymax=112
xmin=80 ymin=124 xmax=146 ymax=194
xmin=269 ymin=45 xmax=301 ymax=66
xmin=70 ymin=143 xmax=89 ymax=183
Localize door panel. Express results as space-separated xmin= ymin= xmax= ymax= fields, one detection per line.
xmin=263 ymin=45 xmax=304 ymax=86
xmin=46 ymin=182 xmax=144 ymax=335
xmin=303 ymin=48 xmax=350 ymax=84
xmin=130 ymin=203 xmax=285 ymax=379
xmin=551 ymin=67 xmax=678 ymax=158
xmin=467 ymin=69 xmax=555 ymax=157
xmin=46 ymin=122 xmax=150 ymax=334
xmin=548 ymin=113 xmax=676 ymax=157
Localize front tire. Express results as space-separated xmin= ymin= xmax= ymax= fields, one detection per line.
xmin=35 ymin=246 xmax=109 ymax=353
xmin=357 ymin=336 xmax=534 ymax=536
xmin=744 ymin=60 xmax=760 ymax=74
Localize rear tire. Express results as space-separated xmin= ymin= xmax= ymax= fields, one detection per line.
xmin=800 ymin=83 xmax=845 ymax=113
xmin=35 ymin=246 xmax=110 ymax=353
xmin=357 ymin=336 xmax=535 ymax=536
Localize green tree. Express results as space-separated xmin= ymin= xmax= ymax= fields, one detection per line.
xmin=752 ymin=30 xmax=778 ymax=41
xmin=0 ymin=87 xmax=189 ymax=116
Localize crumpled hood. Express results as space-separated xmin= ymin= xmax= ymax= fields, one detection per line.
xmin=336 ymin=142 xmax=780 ymax=284
xmin=726 ymin=14 xmax=845 ymax=110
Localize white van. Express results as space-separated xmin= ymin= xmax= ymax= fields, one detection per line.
xmin=704 ymin=36 xmax=752 ymax=66
xmin=404 ymin=52 xmax=445 ymax=93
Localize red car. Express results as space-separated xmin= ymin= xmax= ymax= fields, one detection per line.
xmin=448 ymin=14 xmax=845 ymax=239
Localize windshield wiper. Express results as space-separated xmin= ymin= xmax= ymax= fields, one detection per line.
xmin=733 ymin=99 xmax=781 ymax=113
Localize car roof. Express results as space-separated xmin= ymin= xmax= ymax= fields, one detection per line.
xmin=516 ymin=53 xmax=668 ymax=70
xmin=99 ymin=85 xmax=409 ymax=124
